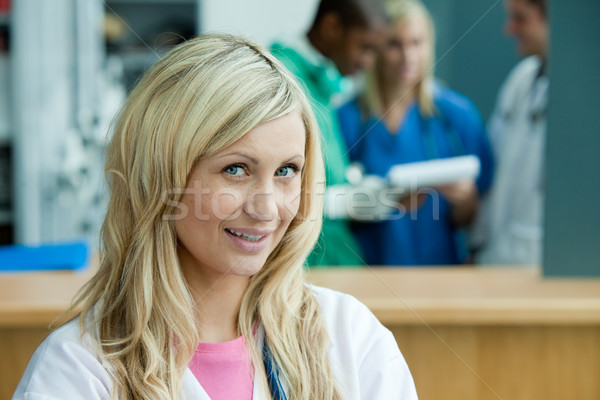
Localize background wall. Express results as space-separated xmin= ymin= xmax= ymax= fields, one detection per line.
xmin=544 ymin=0 xmax=600 ymax=277
xmin=424 ymin=0 xmax=519 ymax=119
xmin=200 ymin=0 xmax=319 ymax=48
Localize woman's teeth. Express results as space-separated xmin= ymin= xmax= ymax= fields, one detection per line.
xmin=225 ymin=228 xmax=264 ymax=242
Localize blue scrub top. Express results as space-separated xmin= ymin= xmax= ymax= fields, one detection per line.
xmin=338 ymin=84 xmax=494 ymax=266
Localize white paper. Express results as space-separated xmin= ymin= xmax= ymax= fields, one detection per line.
xmin=387 ymin=155 xmax=480 ymax=191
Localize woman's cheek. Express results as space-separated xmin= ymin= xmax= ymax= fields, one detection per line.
xmin=282 ymin=185 xmax=302 ymax=222
xmin=206 ymin=187 xmax=245 ymax=221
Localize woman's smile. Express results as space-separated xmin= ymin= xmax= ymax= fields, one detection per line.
xmin=224 ymin=227 xmax=273 ymax=252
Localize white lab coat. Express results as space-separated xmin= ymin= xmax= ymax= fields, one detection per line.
xmin=472 ymin=56 xmax=548 ymax=265
xmin=12 ymin=285 xmax=418 ymax=400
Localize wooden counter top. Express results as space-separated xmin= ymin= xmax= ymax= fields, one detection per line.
xmin=1 ymin=264 xmax=599 ymax=327
xmin=306 ymin=267 xmax=600 ymax=325
xmin=0 ymin=266 xmax=95 ymax=326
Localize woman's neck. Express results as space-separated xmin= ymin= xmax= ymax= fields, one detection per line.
xmin=380 ymin=74 xmax=417 ymax=110
xmin=378 ymin=75 xmax=417 ymax=132
xmin=183 ymin=265 xmax=250 ymax=343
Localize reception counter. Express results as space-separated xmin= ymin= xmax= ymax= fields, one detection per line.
xmin=1 ymin=265 xmax=599 ymax=400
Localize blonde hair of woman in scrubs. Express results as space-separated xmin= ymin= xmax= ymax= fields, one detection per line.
xmin=64 ymin=34 xmax=342 ymax=400
xmin=362 ymin=0 xmax=436 ymax=119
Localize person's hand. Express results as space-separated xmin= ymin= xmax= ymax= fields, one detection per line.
xmin=435 ymin=179 xmax=478 ymax=227
xmin=436 ymin=179 xmax=477 ymax=205
xmin=396 ymin=192 xmax=427 ymax=214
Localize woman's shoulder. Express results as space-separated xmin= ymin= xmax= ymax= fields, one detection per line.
xmin=12 ymin=318 xmax=112 ymax=400
xmin=33 ymin=317 xmax=102 ymax=363
xmin=309 ymin=285 xmax=391 ymax=348
xmin=310 ymin=285 xmax=376 ymax=317
xmin=432 ymin=83 xmax=486 ymax=137
xmin=308 ymin=285 xmax=418 ymax=399
xmin=433 ymin=82 xmax=480 ymax=117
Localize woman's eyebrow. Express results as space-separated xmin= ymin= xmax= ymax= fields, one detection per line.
xmin=283 ymin=155 xmax=305 ymax=164
xmin=215 ymin=152 xmax=259 ymax=164
xmin=216 ymin=153 xmax=305 ymax=165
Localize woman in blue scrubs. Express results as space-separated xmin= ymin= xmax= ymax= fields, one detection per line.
xmin=338 ymin=0 xmax=493 ymax=265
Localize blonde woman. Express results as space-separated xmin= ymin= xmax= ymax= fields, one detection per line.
xmin=13 ymin=34 xmax=417 ymax=400
xmin=339 ymin=0 xmax=494 ymax=266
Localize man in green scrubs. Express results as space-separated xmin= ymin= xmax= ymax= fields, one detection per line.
xmin=271 ymin=0 xmax=386 ymax=266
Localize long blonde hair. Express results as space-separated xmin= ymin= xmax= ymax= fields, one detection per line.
xmin=66 ymin=34 xmax=342 ymax=400
xmin=362 ymin=0 xmax=436 ymax=118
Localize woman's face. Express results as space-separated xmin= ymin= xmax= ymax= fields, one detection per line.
xmin=379 ymin=13 xmax=431 ymax=87
xmin=174 ymin=111 xmax=306 ymax=282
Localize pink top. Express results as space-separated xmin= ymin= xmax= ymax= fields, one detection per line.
xmin=189 ymin=336 xmax=254 ymax=400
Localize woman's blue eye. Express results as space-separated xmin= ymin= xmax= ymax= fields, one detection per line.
xmin=275 ymin=166 xmax=298 ymax=177
xmin=224 ymin=165 xmax=244 ymax=176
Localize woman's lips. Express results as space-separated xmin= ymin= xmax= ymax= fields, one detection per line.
xmin=224 ymin=227 xmax=273 ymax=253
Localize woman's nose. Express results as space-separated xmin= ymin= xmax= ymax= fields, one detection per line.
xmin=244 ymin=183 xmax=279 ymax=221
xmin=401 ymin=47 xmax=415 ymax=62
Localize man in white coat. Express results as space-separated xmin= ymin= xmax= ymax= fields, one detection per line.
xmin=472 ymin=0 xmax=548 ymax=265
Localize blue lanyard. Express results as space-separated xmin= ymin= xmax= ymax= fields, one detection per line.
xmin=262 ymin=338 xmax=288 ymax=400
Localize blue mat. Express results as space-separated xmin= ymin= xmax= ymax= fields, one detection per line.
xmin=0 ymin=241 xmax=89 ymax=272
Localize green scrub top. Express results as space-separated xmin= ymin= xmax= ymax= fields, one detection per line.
xmin=271 ymin=40 xmax=364 ymax=267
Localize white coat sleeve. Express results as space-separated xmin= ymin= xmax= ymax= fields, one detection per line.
xmin=12 ymin=322 xmax=112 ymax=400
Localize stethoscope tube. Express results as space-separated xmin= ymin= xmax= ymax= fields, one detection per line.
xmin=421 ymin=112 xmax=466 ymax=160
xmin=262 ymin=338 xmax=288 ymax=400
